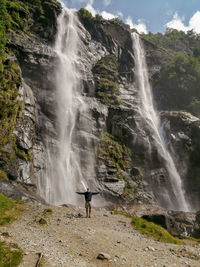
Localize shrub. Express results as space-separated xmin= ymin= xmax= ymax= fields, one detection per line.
xmin=79 ymin=8 xmax=93 ymax=20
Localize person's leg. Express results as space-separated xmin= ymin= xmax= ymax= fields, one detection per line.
xmin=86 ymin=207 xmax=88 ymax=217
xmin=85 ymin=202 xmax=89 ymax=217
xmin=89 ymin=202 xmax=91 ymax=218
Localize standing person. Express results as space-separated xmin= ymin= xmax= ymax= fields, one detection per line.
xmin=76 ymin=188 xmax=101 ymax=218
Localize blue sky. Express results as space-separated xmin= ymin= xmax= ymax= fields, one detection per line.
xmin=62 ymin=0 xmax=200 ymax=34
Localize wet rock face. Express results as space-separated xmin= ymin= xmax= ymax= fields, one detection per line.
xmin=2 ymin=5 xmax=200 ymax=210
xmin=160 ymin=111 xmax=200 ymax=209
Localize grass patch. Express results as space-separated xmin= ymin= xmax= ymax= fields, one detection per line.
xmin=0 ymin=194 xmax=14 ymax=217
xmin=38 ymin=218 xmax=47 ymax=226
xmin=0 ymin=194 xmax=23 ymax=265
xmin=0 ymin=193 xmax=24 ymax=226
xmin=0 ymin=241 xmax=23 ymax=267
xmin=131 ymin=216 xmax=184 ymax=244
xmin=115 ymin=211 xmax=184 ymax=244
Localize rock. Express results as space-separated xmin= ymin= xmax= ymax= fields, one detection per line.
xmin=3 ymin=0 xmax=200 ymax=211
xmin=146 ymin=246 xmax=155 ymax=252
xmin=118 ymin=204 xmax=200 ymax=238
xmin=97 ymin=252 xmax=111 ymax=260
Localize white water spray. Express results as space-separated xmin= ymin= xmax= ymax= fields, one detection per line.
xmin=38 ymin=7 xmax=92 ymax=205
xmin=132 ymin=33 xmax=189 ymax=211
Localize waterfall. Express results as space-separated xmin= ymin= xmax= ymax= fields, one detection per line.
xmin=38 ymin=7 xmax=91 ymax=205
xmin=132 ymin=33 xmax=189 ymax=211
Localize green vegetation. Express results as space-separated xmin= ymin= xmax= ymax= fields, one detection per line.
xmin=143 ymin=29 xmax=200 ymax=117
xmin=131 ymin=216 xmax=183 ymax=244
xmin=38 ymin=218 xmax=47 ymax=226
xmin=0 ymin=193 xmax=24 ymax=226
xmin=0 ymin=241 xmax=23 ymax=267
xmin=0 ymin=193 xmax=14 ymax=217
xmin=98 ymin=132 xmax=131 ymax=172
xmin=98 ymin=132 xmax=133 ymax=198
xmin=143 ymin=29 xmax=200 ymax=54
xmin=0 ymin=0 xmax=57 ymax=178
xmin=115 ymin=211 xmax=183 ymax=244
xmin=92 ymin=56 xmax=120 ymax=106
xmin=78 ymin=8 xmax=93 ymax=21
xmin=154 ymin=52 xmax=200 ymax=116
xmin=0 ymin=171 xmax=8 ymax=180
xmin=0 ymin=194 xmax=23 ymax=265
xmin=0 ymin=58 xmax=26 ymax=178
xmin=121 ymin=177 xmax=134 ymax=200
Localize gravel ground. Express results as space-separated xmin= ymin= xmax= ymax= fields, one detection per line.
xmin=1 ymin=203 xmax=200 ymax=267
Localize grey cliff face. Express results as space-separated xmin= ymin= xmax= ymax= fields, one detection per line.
xmin=2 ymin=6 xmax=200 ymax=213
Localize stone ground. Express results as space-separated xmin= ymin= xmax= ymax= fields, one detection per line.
xmin=1 ymin=203 xmax=200 ymax=267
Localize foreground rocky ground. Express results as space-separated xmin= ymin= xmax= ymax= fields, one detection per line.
xmin=1 ymin=203 xmax=200 ymax=267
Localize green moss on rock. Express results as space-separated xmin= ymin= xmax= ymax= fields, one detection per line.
xmin=98 ymin=132 xmax=131 ymax=172
xmin=0 ymin=58 xmax=28 ymax=178
xmin=0 ymin=0 xmax=58 ymax=180
xmin=92 ymin=56 xmax=120 ymax=106
xmin=0 ymin=170 xmax=8 ymax=180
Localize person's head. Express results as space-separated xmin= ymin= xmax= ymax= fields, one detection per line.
xmin=87 ymin=187 xmax=90 ymax=192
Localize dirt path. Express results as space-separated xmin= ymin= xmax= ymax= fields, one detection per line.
xmin=1 ymin=203 xmax=200 ymax=267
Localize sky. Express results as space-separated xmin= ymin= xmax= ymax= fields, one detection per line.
xmin=62 ymin=0 xmax=200 ymax=34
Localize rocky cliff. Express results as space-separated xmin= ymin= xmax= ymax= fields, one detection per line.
xmin=1 ymin=1 xmax=200 ymax=214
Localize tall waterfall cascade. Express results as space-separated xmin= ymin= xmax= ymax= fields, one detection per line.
xmin=132 ymin=33 xmax=189 ymax=211
xmin=38 ymin=7 xmax=94 ymax=205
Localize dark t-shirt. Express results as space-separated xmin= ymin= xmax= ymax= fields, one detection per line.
xmin=77 ymin=191 xmax=99 ymax=202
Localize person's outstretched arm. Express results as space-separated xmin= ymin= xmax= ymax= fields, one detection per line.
xmin=91 ymin=192 xmax=101 ymax=195
xmin=76 ymin=192 xmax=85 ymax=195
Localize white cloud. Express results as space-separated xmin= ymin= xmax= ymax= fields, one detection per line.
xmin=84 ymin=0 xmax=123 ymax=21
xmin=103 ymin=0 xmax=111 ymax=7
xmin=166 ymin=11 xmax=200 ymax=34
xmin=100 ymin=10 xmax=116 ymax=20
xmin=85 ymin=0 xmax=97 ymax=16
xmin=125 ymin=16 xmax=148 ymax=34
xmin=116 ymin=11 xmax=123 ymax=18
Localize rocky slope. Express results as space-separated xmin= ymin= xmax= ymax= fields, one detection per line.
xmin=0 ymin=1 xmax=200 ymax=214
xmin=1 ymin=203 xmax=200 ymax=267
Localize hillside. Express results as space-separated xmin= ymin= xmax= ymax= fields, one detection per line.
xmin=1 ymin=202 xmax=200 ymax=266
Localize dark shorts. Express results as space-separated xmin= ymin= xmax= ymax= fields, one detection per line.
xmin=85 ymin=201 xmax=91 ymax=208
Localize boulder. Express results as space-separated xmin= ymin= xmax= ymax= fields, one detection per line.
xmin=97 ymin=252 xmax=111 ymax=260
